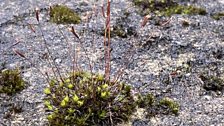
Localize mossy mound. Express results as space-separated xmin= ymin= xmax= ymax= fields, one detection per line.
xmin=162 ymin=4 xmax=207 ymax=16
xmin=158 ymin=97 xmax=179 ymax=115
xmin=49 ymin=5 xmax=81 ymax=24
xmin=110 ymin=25 xmax=131 ymax=38
xmin=137 ymin=94 xmax=179 ymax=117
xmin=133 ymin=0 xmax=207 ymax=16
xmin=0 ymin=69 xmax=25 ymax=95
xmin=211 ymin=12 xmax=224 ymax=20
xmin=133 ymin=0 xmax=177 ymax=13
xmin=44 ymin=71 xmax=136 ymax=126
xmin=110 ymin=23 xmax=135 ymax=38
xmin=199 ymin=75 xmax=224 ymax=92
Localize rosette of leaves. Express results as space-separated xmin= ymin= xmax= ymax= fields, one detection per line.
xmin=0 ymin=69 xmax=25 ymax=95
xmin=44 ymin=71 xmax=136 ymax=126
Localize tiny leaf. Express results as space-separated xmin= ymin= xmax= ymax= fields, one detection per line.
xmin=60 ymin=100 xmax=67 ymax=107
xmin=77 ymin=100 xmax=84 ymax=107
xmin=72 ymin=94 xmax=79 ymax=102
xmin=44 ymin=88 xmax=51 ymax=95
xmin=64 ymin=96 xmax=69 ymax=102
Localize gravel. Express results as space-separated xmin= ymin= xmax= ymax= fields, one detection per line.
xmin=1 ymin=0 xmax=224 ymax=126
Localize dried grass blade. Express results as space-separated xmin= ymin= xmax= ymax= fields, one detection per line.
xmin=49 ymin=6 xmax=52 ymax=14
xmin=160 ymin=17 xmax=171 ymax=26
xmin=35 ymin=8 xmax=40 ymax=22
xmin=105 ymin=0 xmax=111 ymax=30
xmin=104 ymin=0 xmax=111 ymax=80
xmin=28 ymin=23 xmax=35 ymax=33
xmin=8 ymin=39 xmax=21 ymax=50
xmin=13 ymin=49 xmax=26 ymax=58
xmin=70 ymin=26 xmax=80 ymax=39
xmin=141 ymin=14 xmax=150 ymax=27
xmin=101 ymin=5 xmax=105 ymax=18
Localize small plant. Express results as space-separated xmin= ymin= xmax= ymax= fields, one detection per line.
xmin=199 ymin=74 xmax=224 ymax=92
xmin=49 ymin=5 xmax=81 ymax=24
xmin=133 ymin=0 xmax=177 ymax=15
xmin=0 ymin=69 xmax=25 ymax=95
xmin=44 ymin=71 xmax=136 ymax=125
xmin=133 ymin=0 xmax=207 ymax=16
xmin=137 ymin=94 xmax=179 ymax=117
xmin=109 ymin=24 xmax=130 ymax=38
xmin=211 ymin=12 xmax=224 ymax=20
xmin=158 ymin=97 xmax=179 ymax=115
xmin=137 ymin=93 xmax=155 ymax=108
xmin=162 ymin=5 xmax=207 ymax=16
xmin=4 ymin=102 xmax=23 ymax=119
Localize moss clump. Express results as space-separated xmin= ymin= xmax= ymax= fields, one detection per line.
xmin=137 ymin=93 xmax=155 ymax=108
xmin=199 ymin=75 xmax=224 ymax=92
xmin=49 ymin=5 xmax=81 ymax=24
xmin=162 ymin=5 xmax=207 ymax=16
xmin=0 ymin=69 xmax=25 ymax=95
xmin=211 ymin=12 xmax=224 ymax=20
xmin=44 ymin=71 xmax=136 ymax=126
xmin=159 ymin=97 xmax=179 ymax=115
xmin=111 ymin=25 xmax=128 ymax=38
xmin=133 ymin=0 xmax=176 ymax=15
xmin=133 ymin=0 xmax=207 ymax=16
xmin=133 ymin=0 xmax=176 ymax=10
xmin=137 ymin=93 xmax=179 ymax=117
xmin=110 ymin=25 xmax=135 ymax=38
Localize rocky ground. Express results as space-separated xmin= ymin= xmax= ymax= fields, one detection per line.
xmin=0 ymin=0 xmax=224 ymax=126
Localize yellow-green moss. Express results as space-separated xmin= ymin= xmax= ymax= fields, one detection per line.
xmin=0 ymin=69 xmax=25 ymax=95
xmin=49 ymin=5 xmax=81 ymax=24
xmin=133 ymin=0 xmax=207 ymax=16
xmin=162 ymin=5 xmax=207 ymax=16
xmin=211 ymin=12 xmax=224 ymax=20
xmin=44 ymin=71 xmax=136 ymax=126
xmin=137 ymin=93 xmax=155 ymax=108
xmin=159 ymin=97 xmax=179 ymax=115
xmin=137 ymin=93 xmax=179 ymax=117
